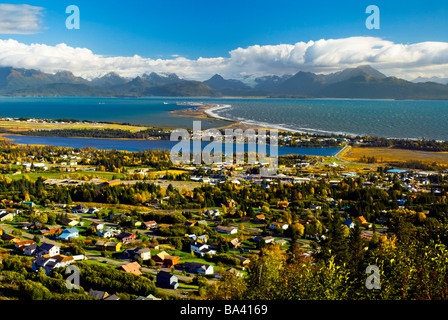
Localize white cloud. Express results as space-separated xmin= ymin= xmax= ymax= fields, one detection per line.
xmin=1 ymin=36 xmax=448 ymax=80
xmin=0 ymin=4 xmax=44 ymax=34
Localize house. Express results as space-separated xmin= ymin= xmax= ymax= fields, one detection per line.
xmin=275 ymin=239 xmax=288 ymax=246
xmin=190 ymin=242 xmax=216 ymax=257
xmin=143 ymin=220 xmax=157 ymax=229
xmin=226 ymin=268 xmax=243 ymax=277
xmin=1 ymin=199 xmax=14 ymax=207
xmin=23 ymin=243 xmax=38 ymax=256
xmin=60 ymin=218 xmax=79 ymax=227
xmin=222 ymin=199 xmax=236 ymax=208
xmin=152 ymin=251 xmax=180 ymax=267
xmin=88 ymin=290 xmax=109 ymax=300
xmin=215 ymin=225 xmax=238 ymax=234
xmin=231 ymin=255 xmax=251 ymax=267
xmin=87 ymin=207 xmax=99 ymax=214
xmin=73 ymin=204 xmax=85 ymax=211
xmin=105 ymin=242 xmax=122 ymax=252
xmin=57 ymin=228 xmax=79 ymax=241
xmin=253 ymin=214 xmax=266 ymax=224
xmin=269 ymin=222 xmax=289 ymax=231
xmin=355 ymin=216 xmax=371 ymax=228
xmin=156 ymin=271 xmax=179 ymax=289
xmin=97 ymin=227 xmax=118 ymax=238
xmin=0 ymin=212 xmax=13 ymax=222
xmin=184 ymin=220 xmax=197 ymax=227
xmin=103 ymin=294 xmax=120 ymax=300
xmin=151 ymin=198 xmax=163 ymax=206
xmin=125 ymin=247 xmax=151 ymax=260
xmin=120 ymin=262 xmax=142 ymax=276
xmin=204 ymin=209 xmax=220 ymax=218
xmin=116 ymin=232 xmax=136 ymax=244
xmin=90 ymin=222 xmax=104 ymax=231
xmin=1 ymin=233 xmax=19 ymax=243
xmin=32 ymin=254 xmax=75 ymax=275
xmin=39 ymin=226 xmax=62 ymax=236
xmin=95 ymin=241 xmax=122 ymax=252
xmin=35 ymin=243 xmax=60 ymax=257
xmin=277 ymin=201 xmax=289 ymax=209
xmin=22 ymin=221 xmax=42 ymax=230
xmin=196 ymin=234 xmax=208 ymax=243
xmin=183 ymin=262 xmax=214 ymax=275
xmin=164 ymin=255 xmax=180 ymax=267
xmin=263 ymin=236 xmax=275 ymax=244
xmin=229 ymin=238 xmax=242 ymax=249
xmin=15 ymin=240 xmax=35 ymax=250
xmin=22 ymin=201 xmax=35 ymax=209
xmin=148 ymin=243 xmax=160 ymax=250
xmin=135 ymin=248 xmax=151 ymax=260
xmin=136 ymin=294 xmax=161 ymax=301
xmin=253 ymin=236 xmax=275 ymax=244
xmin=309 ymin=204 xmax=322 ymax=210
xmin=343 ymin=219 xmax=355 ymax=229
xmin=152 ymin=251 xmax=170 ymax=264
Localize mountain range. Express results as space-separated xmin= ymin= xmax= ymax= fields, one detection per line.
xmin=2 ymin=65 xmax=448 ymax=99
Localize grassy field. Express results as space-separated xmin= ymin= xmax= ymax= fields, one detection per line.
xmin=0 ymin=120 xmax=147 ymax=133
xmin=342 ymin=146 xmax=448 ymax=166
xmin=7 ymin=171 xmax=126 ymax=181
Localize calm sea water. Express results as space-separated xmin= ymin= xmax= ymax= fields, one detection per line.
xmin=2 ymin=135 xmax=341 ymax=156
xmin=0 ymin=96 xmax=229 ymax=129
xmin=0 ymin=96 xmax=447 ymax=140
xmin=208 ymin=98 xmax=448 ymax=141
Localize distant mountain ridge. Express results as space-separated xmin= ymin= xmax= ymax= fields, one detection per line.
xmin=1 ymin=65 xmax=448 ymax=99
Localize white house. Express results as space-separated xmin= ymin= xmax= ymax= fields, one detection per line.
xmin=190 ymin=242 xmax=216 ymax=257
xmin=204 ymin=209 xmax=220 ymax=218
xmin=183 ymin=262 xmax=214 ymax=275
xmin=35 ymin=243 xmax=60 ymax=257
xmin=215 ymin=225 xmax=238 ymax=234
xmin=269 ymin=222 xmax=289 ymax=231
xmin=97 ymin=227 xmax=118 ymax=238
xmin=32 ymin=255 xmax=75 ymax=275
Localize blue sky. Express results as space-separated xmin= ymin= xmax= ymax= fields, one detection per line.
xmin=0 ymin=0 xmax=448 ymax=80
xmin=6 ymin=0 xmax=448 ymax=58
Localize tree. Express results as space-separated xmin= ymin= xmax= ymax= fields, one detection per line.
xmin=348 ymin=223 xmax=364 ymax=272
xmin=245 ymin=245 xmax=286 ymax=299
xmin=319 ymin=212 xmax=350 ymax=264
xmin=205 ymin=270 xmax=247 ymax=300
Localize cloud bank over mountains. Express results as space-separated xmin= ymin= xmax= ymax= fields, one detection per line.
xmin=0 ymin=36 xmax=448 ymax=81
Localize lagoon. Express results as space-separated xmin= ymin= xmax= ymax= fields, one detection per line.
xmin=2 ymin=135 xmax=342 ymax=156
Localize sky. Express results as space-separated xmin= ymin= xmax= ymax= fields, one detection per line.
xmin=0 ymin=0 xmax=448 ymax=80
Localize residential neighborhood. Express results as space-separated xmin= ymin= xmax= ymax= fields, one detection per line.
xmin=0 ymin=137 xmax=447 ymax=301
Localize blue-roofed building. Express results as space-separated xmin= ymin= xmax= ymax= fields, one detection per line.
xmin=387 ymin=169 xmax=408 ymax=174
xmin=343 ymin=219 xmax=355 ymax=229
xmin=57 ymin=227 xmax=79 ymax=241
